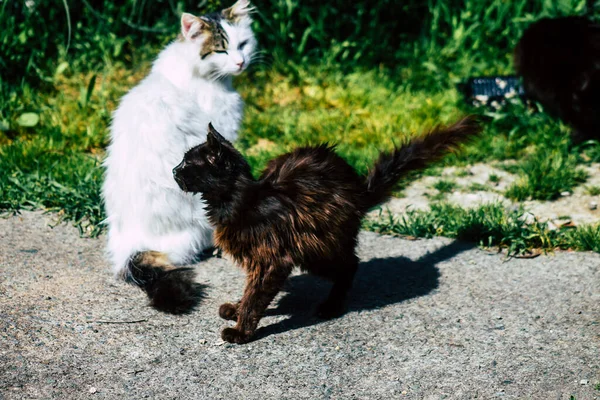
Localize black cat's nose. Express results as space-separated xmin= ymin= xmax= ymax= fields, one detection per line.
xmin=173 ymin=161 xmax=184 ymax=176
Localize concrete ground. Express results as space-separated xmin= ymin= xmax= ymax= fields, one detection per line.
xmin=0 ymin=211 xmax=598 ymax=399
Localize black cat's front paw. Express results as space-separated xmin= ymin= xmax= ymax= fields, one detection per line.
xmin=221 ymin=327 xmax=252 ymax=344
xmin=218 ymin=302 xmax=239 ymax=321
xmin=316 ymin=301 xmax=346 ymax=319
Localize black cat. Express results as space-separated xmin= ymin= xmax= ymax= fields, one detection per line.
xmin=173 ymin=119 xmax=481 ymax=343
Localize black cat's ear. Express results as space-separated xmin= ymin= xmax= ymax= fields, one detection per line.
xmin=207 ymin=123 xmax=231 ymax=148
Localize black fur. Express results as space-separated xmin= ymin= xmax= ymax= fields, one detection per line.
xmin=172 ymin=119 xmax=481 ymax=343
xmin=363 ymin=116 xmax=482 ymax=210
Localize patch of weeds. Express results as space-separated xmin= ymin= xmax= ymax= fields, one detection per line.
xmin=594 ymin=382 xmax=600 ymax=391
xmin=565 ymin=224 xmax=600 ymax=252
xmin=500 ymin=163 xmax=521 ymax=175
xmin=585 ymin=185 xmax=600 ymax=196
xmin=426 ymin=192 xmax=448 ymax=201
xmin=580 ymin=140 xmax=600 ymax=163
xmin=366 ymin=203 xmax=600 ymax=255
xmin=488 ymin=174 xmax=500 ymax=184
xmin=454 ymin=169 xmax=470 ymax=178
xmin=390 ymin=189 xmax=407 ymax=199
xmin=432 ymin=179 xmax=458 ymax=194
xmin=365 ymin=203 xmax=559 ymax=255
xmin=422 ymin=166 xmax=445 ymax=177
xmin=505 ymin=147 xmax=588 ymax=201
xmin=469 ymin=183 xmax=489 ymax=192
xmin=0 ymin=150 xmax=105 ymax=236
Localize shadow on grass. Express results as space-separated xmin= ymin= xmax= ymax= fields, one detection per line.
xmin=254 ymin=240 xmax=474 ymax=341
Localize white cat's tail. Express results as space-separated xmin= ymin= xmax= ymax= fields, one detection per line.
xmin=123 ymin=251 xmax=204 ymax=314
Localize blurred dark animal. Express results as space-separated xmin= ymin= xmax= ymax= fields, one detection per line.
xmin=514 ymin=15 xmax=600 ymax=141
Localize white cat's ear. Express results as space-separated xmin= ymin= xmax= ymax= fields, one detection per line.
xmin=181 ymin=13 xmax=205 ymax=40
xmin=222 ymin=0 xmax=253 ymax=23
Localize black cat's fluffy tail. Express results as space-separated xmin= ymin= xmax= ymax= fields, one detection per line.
xmin=362 ymin=116 xmax=482 ymax=211
xmin=124 ymin=251 xmax=203 ymax=314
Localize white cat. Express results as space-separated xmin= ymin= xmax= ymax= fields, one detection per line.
xmin=102 ymin=0 xmax=256 ymax=313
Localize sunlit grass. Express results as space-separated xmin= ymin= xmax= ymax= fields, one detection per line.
xmin=505 ymin=146 xmax=588 ymax=201
xmin=237 ymin=67 xmax=472 ymax=176
xmin=2 ymin=58 xmax=600 ymax=244
xmin=365 ymin=204 xmax=600 ymax=255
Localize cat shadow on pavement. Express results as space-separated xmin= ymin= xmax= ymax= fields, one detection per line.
xmin=254 ymin=240 xmax=474 ymax=340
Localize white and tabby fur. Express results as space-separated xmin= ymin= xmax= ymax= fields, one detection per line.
xmin=102 ymin=0 xmax=256 ymax=280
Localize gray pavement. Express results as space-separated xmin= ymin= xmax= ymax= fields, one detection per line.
xmin=0 ymin=211 xmax=598 ymax=399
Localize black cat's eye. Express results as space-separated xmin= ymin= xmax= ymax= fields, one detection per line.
xmin=238 ymin=40 xmax=248 ymax=50
xmin=206 ymin=153 xmax=218 ymax=165
xmin=214 ymin=50 xmax=229 ymax=55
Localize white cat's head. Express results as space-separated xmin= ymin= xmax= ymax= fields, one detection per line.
xmin=179 ymin=0 xmax=256 ymax=79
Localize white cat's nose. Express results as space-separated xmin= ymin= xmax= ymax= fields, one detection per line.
xmin=233 ymin=53 xmax=245 ymax=70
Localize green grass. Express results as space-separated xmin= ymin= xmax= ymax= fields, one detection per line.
xmin=505 ymin=146 xmax=588 ymax=201
xmin=366 ymin=204 xmax=600 ymax=255
xmin=565 ymin=224 xmax=600 ymax=253
xmin=1 ymin=0 xmax=599 ymax=254
xmin=585 ymin=185 xmax=600 ymax=196
xmin=469 ymin=183 xmax=489 ymax=192
xmin=432 ymin=179 xmax=458 ymax=194
xmin=427 ymin=179 xmax=459 ymax=201
xmin=236 ymin=67 xmax=479 ymax=177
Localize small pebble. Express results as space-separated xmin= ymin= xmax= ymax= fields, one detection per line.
xmin=589 ymin=201 xmax=597 ymax=210
xmin=580 ymin=379 xmax=589 ymax=385
xmin=89 ymin=387 xmax=97 ymax=394
xmin=561 ymin=191 xmax=571 ymax=197
xmin=198 ymin=339 xmax=206 ymax=345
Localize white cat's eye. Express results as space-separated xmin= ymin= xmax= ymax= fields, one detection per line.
xmin=238 ymin=40 xmax=248 ymax=50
